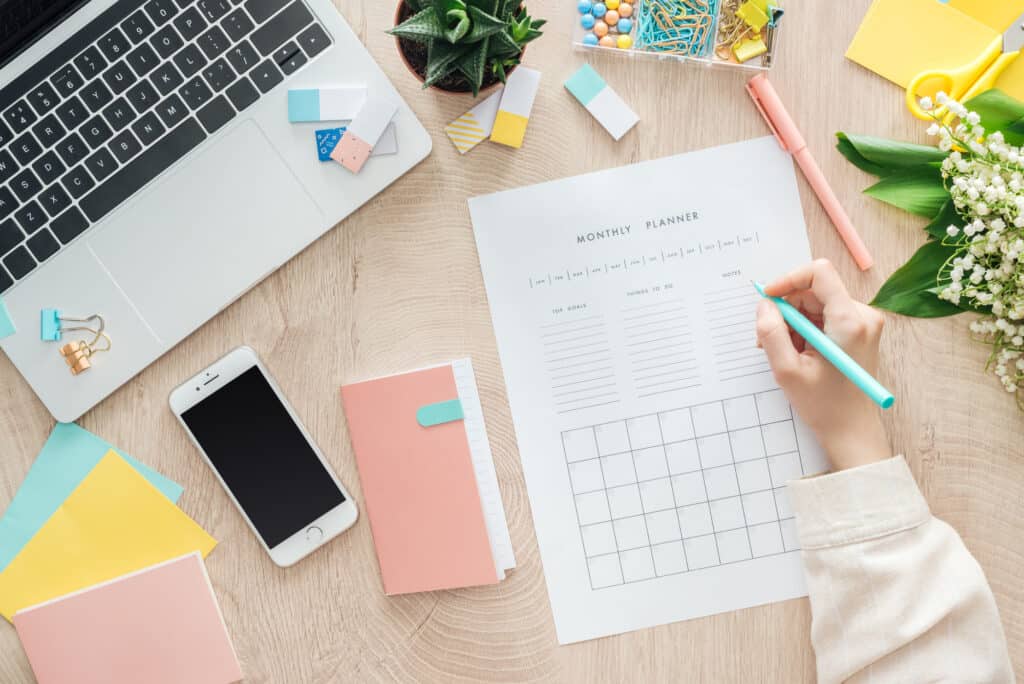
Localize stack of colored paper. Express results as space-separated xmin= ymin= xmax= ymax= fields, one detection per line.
xmin=0 ymin=424 xmax=239 ymax=683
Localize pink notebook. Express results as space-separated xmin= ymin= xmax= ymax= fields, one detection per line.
xmin=341 ymin=359 xmax=514 ymax=595
xmin=13 ymin=553 xmax=242 ymax=684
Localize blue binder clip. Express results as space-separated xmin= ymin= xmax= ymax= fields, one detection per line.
xmin=40 ymin=310 xmax=105 ymax=342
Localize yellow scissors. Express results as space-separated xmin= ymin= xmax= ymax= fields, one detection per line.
xmin=906 ymin=14 xmax=1024 ymax=121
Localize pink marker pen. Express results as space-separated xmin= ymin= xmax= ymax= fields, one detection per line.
xmin=746 ymin=74 xmax=874 ymax=271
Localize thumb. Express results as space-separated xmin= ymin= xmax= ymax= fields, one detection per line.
xmin=756 ymin=299 xmax=800 ymax=380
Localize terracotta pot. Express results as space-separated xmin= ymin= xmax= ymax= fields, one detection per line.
xmin=393 ymin=0 xmax=520 ymax=95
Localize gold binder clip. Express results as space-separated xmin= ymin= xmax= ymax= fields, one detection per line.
xmin=59 ymin=324 xmax=112 ymax=376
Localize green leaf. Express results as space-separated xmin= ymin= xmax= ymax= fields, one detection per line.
xmin=835 ymin=133 xmax=946 ymax=177
xmin=487 ymin=28 xmax=521 ymax=57
xmin=923 ymin=199 xmax=964 ymax=240
xmin=456 ymin=38 xmax=489 ymax=95
xmin=388 ymin=7 xmax=447 ymax=41
xmin=465 ymin=5 xmax=506 ymax=42
xmin=871 ymin=241 xmax=964 ymax=317
xmin=863 ymin=164 xmax=949 ymax=217
xmin=423 ymin=40 xmax=470 ymax=87
xmin=963 ymin=88 xmax=1024 ymax=146
xmin=443 ymin=9 xmax=471 ymax=43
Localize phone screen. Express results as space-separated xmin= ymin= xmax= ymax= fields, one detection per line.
xmin=181 ymin=366 xmax=345 ymax=548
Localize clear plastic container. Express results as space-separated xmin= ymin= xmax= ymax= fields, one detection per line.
xmin=571 ymin=0 xmax=782 ymax=71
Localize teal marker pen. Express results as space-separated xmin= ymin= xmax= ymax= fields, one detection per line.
xmin=753 ymin=282 xmax=895 ymax=410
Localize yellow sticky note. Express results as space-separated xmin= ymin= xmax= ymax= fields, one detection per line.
xmin=0 ymin=451 xmax=216 ymax=620
xmin=948 ymin=0 xmax=1024 ymax=31
xmin=846 ymin=0 xmax=1000 ymax=88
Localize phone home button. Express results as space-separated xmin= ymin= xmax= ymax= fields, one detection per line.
xmin=306 ymin=526 xmax=323 ymax=542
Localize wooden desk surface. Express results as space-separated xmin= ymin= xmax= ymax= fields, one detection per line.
xmin=1 ymin=0 xmax=1021 ymax=680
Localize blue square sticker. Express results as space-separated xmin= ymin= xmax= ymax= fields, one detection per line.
xmin=316 ymin=127 xmax=346 ymax=161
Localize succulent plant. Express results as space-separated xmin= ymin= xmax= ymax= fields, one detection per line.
xmin=390 ymin=0 xmax=545 ymax=95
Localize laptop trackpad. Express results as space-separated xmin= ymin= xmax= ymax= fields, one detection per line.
xmin=89 ymin=120 xmax=324 ymax=343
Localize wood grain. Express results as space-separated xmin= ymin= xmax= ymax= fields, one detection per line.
xmin=1 ymin=0 xmax=1021 ymax=681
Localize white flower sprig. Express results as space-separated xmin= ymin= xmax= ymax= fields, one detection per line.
xmin=922 ymin=92 xmax=1024 ymax=403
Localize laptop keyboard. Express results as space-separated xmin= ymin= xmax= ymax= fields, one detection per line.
xmin=0 ymin=0 xmax=332 ymax=294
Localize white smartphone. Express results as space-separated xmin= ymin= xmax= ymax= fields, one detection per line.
xmin=169 ymin=346 xmax=358 ymax=567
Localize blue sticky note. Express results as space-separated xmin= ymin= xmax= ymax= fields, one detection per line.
xmin=416 ymin=399 xmax=465 ymax=427
xmin=0 ymin=298 xmax=14 ymax=340
xmin=288 ymin=89 xmax=321 ymax=122
xmin=0 ymin=422 xmax=184 ymax=571
xmin=315 ymin=127 xmax=346 ymax=161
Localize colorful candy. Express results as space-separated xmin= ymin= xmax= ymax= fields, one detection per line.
xmin=617 ymin=18 xmax=632 ymax=33
xmin=605 ymin=0 xmax=620 ymax=8
xmin=619 ymin=2 xmax=632 ymax=17
xmin=593 ymin=19 xmax=609 ymax=36
xmin=605 ymin=9 xmax=619 ymax=24
xmin=599 ymin=35 xmax=617 ymax=47
xmin=583 ymin=32 xmax=599 ymax=45
xmin=577 ymin=0 xmax=593 ymax=12
xmin=592 ymin=2 xmax=607 ymax=17
xmin=617 ymin=34 xmax=633 ymax=49
xmin=581 ymin=13 xmax=596 ymax=29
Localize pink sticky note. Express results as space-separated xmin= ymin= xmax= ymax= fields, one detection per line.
xmin=341 ymin=365 xmax=498 ymax=594
xmin=13 ymin=553 xmax=242 ymax=684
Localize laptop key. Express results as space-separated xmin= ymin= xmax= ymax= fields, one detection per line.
xmin=202 ymin=58 xmax=235 ymax=91
xmin=126 ymin=42 xmax=160 ymax=77
xmin=174 ymin=7 xmax=208 ymax=41
xmin=55 ymin=133 xmax=89 ymax=166
xmin=277 ymin=43 xmax=306 ymax=75
xmin=144 ymin=0 xmax=179 ymax=26
xmin=297 ymin=23 xmax=330 ymax=59
xmin=82 ymin=79 xmax=115 ymax=112
xmin=180 ymin=77 xmax=213 ymax=109
xmin=38 ymin=184 xmax=73 ymax=217
xmin=154 ymin=94 xmax=189 ymax=128
xmin=0 ymin=186 xmax=15 ymax=219
xmin=151 ymin=24 xmax=185 ymax=59
xmin=126 ymin=80 xmax=160 ymax=113
xmin=11 ymin=132 xmax=43 ymax=165
xmin=4 ymin=100 xmax=37 ymax=133
xmin=225 ymin=77 xmax=258 ymax=111
xmin=197 ymin=95 xmax=235 ymax=133
xmin=32 ymin=151 xmax=66 ymax=185
xmin=222 ymin=8 xmax=254 ymax=42
xmin=15 ymin=201 xmax=46 ymax=234
xmin=249 ymin=59 xmax=283 ymax=93
xmin=251 ymin=2 xmax=313 ymax=56
xmin=81 ymin=115 xmax=114 ymax=148
xmin=102 ymin=98 xmax=137 ymax=131
xmin=27 ymin=230 xmax=60 ymax=263
xmin=80 ymin=118 xmax=206 ymax=222
xmin=123 ymin=10 xmax=157 ymax=43
xmin=132 ymin=112 xmax=166 ymax=146
xmin=0 ymin=268 xmax=11 ymax=294
xmin=62 ymin=165 xmax=98 ymax=199
xmin=245 ymin=0 xmax=289 ymax=23
xmin=51 ymin=207 xmax=90 ymax=245
xmin=0 ymin=120 xmax=12 ymax=147
xmin=0 ymin=150 xmax=16 ymax=186
xmin=226 ymin=41 xmax=259 ymax=74
xmin=27 ymin=83 xmax=60 ymax=116
xmin=103 ymin=61 xmax=139 ymax=95
xmin=0 ymin=219 xmax=21 ymax=254
xmin=85 ymin=148 xmax=119 ymax=183
xmin=31 ymin=115 xmax=65 ymax=149
xmin=109 ymin=130 xmax=143 ymax=163
xmin=10 ymin=170 xmax=42 ymax=202
xmin=173 ymin=44 xmax=208 ymax=78
xmin=3 ymin=246 xmax=36 ymax=280
xmin=73 ymin=46 xmax=108 ymax=81
xmin=197 ymin=25 xmax=230 ymax=60
xmin=50 ymin=65 xmax=85 ymax=97
xmin=151 ymin=62 xmax=185 ymax=95
xmin=98 ymin=28 xmax=132 ymax=62
xmin=55 ymin=96 xmax=89 ymax=130
xmin=198 ymin=0 xmax=231 ymax=22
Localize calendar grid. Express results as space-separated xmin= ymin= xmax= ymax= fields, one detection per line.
xmin=562 ymin=389 xmax=805 ymax=590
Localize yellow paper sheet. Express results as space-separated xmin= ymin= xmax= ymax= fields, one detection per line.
xmin=948 ymin=0 xmax=1024 ymax=31
xmin=846 ymin=0 xmax=999 ymax=88
xmin=0 ymin=451 xmax=216 ymax=620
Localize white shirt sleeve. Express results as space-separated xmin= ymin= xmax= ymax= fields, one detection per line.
xmin=788 ymin=456 xmax=1014 ymax=683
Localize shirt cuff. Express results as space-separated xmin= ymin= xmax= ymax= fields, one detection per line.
xmin=788 ymin=456 xmax=930 ymax=550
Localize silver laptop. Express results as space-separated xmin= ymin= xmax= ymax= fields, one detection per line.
xmin=0 ymin=0 xmax=433 ymax=421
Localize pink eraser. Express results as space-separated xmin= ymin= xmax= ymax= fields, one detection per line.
xmin=330 ymin=132 xmax=373 ymax=173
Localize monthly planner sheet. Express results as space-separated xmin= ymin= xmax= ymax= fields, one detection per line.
xmin=469 ymin=137 xmax=829 ymax=644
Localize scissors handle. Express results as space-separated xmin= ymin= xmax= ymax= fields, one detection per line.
xmin=906 ymin=70 xmax=957 ymax=120
xmin=905 ymin=34 xmax=1004 ymax=121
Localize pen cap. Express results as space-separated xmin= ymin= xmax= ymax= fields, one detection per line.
xmin=746 ymin=74 xmax=806 ymax=153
